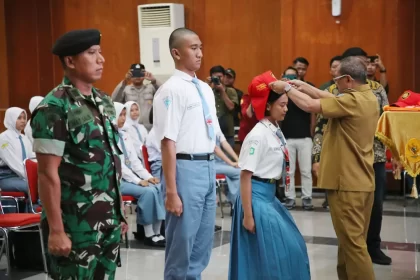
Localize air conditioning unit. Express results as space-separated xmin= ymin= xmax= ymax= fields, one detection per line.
xmin=137 ymin=3 xmax=185 ymax=83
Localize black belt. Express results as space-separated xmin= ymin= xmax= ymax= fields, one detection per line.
xmin=251 ymin=176 xmax=277 ymax=184
xmin=176 ymin=153 xmax=215 ymax=161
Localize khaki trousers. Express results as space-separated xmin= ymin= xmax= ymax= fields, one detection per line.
xmin=327 ymin=190 xmax=375 ymax=280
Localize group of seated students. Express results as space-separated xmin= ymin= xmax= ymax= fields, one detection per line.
xmin=0 ymin=96 xmax=241 ymax=247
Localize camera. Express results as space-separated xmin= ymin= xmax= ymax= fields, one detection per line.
xmin=132 ymin=69 xmax=145 ymax=78
xmin=211 ymin=76 xmax=221 ymax=85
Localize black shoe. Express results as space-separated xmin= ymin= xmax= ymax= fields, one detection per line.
xmin=144 ymin=236 xmax=165 ymax=248
xmin=214 ymin=225 xmax=222 ymax=232
xmin=369 ymin=249 xmax=392 ymax=265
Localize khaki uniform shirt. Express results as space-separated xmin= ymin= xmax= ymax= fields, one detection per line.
xmin=111 ymin=81 xmax=161 ymax=131
xmin=312 ymin=80 xmax=388 ymax=164
xmin=317 ymin=85 xmax=379 ymax=192
xmin=214 ymin=87 xmax=238 ymax=137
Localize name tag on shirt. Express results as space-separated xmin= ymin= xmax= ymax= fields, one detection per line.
xmin=68 ymin=105 xmax=94 ymax=129
xmin=187 ymin=102 xmax=201 ymax=111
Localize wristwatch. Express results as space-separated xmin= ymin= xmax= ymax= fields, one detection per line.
xmin=380 ymin=68 xmax=387 ymax=73
xmin=284 ymin=83 xmax=292 ymax=94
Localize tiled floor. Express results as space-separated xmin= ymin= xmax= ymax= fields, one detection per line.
xmin=1 ymin=195 xmax=419 ymax=280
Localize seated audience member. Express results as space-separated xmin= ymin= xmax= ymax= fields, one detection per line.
xmin=214 ymin=131 xmax=240 ymax=207
xmin=145 ymin=109 xmax=162 ymax=180
xmin=367 ymin=54 xmax=389 ymax=94
xmin=24 ymin=96 xmax=44 ymax=145
xmin=115 ymin=102 xmax=165 ymax=247
xmin=124 ymin=101 xmax=148 ymax=160
xmin=0 ymin=107 xmax=32 ymax=194
xmin=111 ymin=63 xmax=161 ymax=131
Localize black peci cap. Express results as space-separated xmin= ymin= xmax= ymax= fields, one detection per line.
xmin=52 ymin=29 xmax=101 ymax=56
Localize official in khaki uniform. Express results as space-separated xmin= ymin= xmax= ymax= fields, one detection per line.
xmin=270 ymin=56 xmax=378 ymax=280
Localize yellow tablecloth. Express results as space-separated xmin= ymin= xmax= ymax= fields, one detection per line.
xmin=376 ymin=111 xmax=420 ymax=198
xmin=376 ymin=111 xmax=420 ymax=177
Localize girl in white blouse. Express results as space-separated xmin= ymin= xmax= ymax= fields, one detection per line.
xmin=0 ymin=107 xmax=32 ymax=194
xmin=24 ymin=96 xmax=44 ymax=145
xmin=114 ymin=102 xmax=165 ymax=247
xmin=228 ymin=72 xmax=310 ymax=280
xmin=124 ymin=101 xmax=148 ymax=160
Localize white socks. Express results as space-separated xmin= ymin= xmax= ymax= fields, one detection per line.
xmin=144 ymin=224 xmax=154 ymax=238
xmin=145 ymin=221 xmax=165 ymax=240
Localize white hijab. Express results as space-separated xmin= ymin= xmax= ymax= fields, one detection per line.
xmin=114 ymin=102 xmax=126 ymax=133
xmin=4 ymin=107 xmax=27 ymax=134
xmin=124 ymin=101 xmax=140 ymax=128
xmin=28 ymin=96 xmax=44 ymax=114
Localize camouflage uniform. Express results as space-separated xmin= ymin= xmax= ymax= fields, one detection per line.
xmin=32 ymin=77 xmax=125 ymax=280
xmin=312 ymin=80 xmax=388 ymax=165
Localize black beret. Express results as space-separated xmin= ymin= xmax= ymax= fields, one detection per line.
xmin=52 ymin=29 xmax=101 ymax=57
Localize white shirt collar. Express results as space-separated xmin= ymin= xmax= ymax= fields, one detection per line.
xmin=173 ymin=69 xmax=197 ymax=82
xmin=261 ymin=118 xmax=279 ymax=134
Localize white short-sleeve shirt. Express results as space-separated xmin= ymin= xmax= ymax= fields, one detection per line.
xmin=238 ymin=119 xmax=285 ymax=179
xmin=153 ymin=69 xmax=221 ymax=154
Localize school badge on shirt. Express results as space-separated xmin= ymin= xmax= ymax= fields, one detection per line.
xmin=249 ymin=147 xmax=255 ymax=155
xmin=163 ymin=96 xmax=172 ymax=109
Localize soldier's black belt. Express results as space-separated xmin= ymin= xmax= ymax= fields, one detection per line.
xmin=251 ymin=176 xmax=277 ymax=184
xmin=176 ymin=153 xmax=215 ymax=161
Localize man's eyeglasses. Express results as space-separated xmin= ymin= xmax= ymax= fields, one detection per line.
xmin=333 ymin=74 xmax=352 ymax=83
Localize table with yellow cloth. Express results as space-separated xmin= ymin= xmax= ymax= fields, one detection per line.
xmin=376 ymin=107 xmax=420 ymax=198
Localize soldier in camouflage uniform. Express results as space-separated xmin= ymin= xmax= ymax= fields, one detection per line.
xmin=31 ymin=29 xmax=128 ymax=279
xmin=311 ymin=47 xmax=391 ymax=265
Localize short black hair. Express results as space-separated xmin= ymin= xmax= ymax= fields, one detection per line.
xmin=283 ymin=66 xmax=298 ymax=75
xmin=293 ymin=57 xmax=309 ymax=66
xmin=210 ymin=65 xmax=225 ymax=76
xmin=330 ymin=56 xmax=341 ymax=67
xmin=169 ymin=28 xmax=198 ymax=51
xmin=341 ymin=47 xmax=367 ymax=58
xmin=265 ymin=90 xmax=285 ymax=116
xmin=338 ymin=56 xmax=367 ymax=84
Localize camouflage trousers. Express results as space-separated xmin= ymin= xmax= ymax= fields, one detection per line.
xmin=42 ymin=223 xmax=121 ymax=280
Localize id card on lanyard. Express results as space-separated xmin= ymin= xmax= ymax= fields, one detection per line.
xmin=259 ymin=119 xmax=289 ymax=186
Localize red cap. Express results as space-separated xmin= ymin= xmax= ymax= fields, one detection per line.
xmin=248 ymin=71 xmax=278 ymax=120
xmin=392 ymin=90 xmax=420 ymax=107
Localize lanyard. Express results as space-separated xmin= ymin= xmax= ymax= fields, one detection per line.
xmin=259 ymin=119 xmax=288 ymax=159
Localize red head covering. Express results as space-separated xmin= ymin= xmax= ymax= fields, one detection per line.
xmin=392 ymin=90 xmax=420 ymax=107
xmin=248 ymin=71 xmax=278 ymax=120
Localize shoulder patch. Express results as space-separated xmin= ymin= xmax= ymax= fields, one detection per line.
xmin=326 ymin=84 xmax=338 ymax=94
xmin=368 ymin=79 xmax=381 ymax=90
xmin=1 ymin=143 xmax=9 ymax=149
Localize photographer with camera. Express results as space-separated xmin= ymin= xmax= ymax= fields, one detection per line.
xmin=206 ymin=65 xmax=238 ymax=148
xmin=112 ymin=63 xmax=161 ymax=131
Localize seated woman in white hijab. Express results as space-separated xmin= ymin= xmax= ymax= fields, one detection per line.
xmin=0 ymin=108 xmax=33 ymax=212
xmin=214 ymin=131 xmax=240 ymax=208
xmin=24 ymin=96 xmax=44 ymax=145
xmin=145 ymin=109 xmax=162 ymax=179
xmin=114 ymin=102 xmax=165 ymax=247
xmin=124 ymin=101 xmax=148 ymax=161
